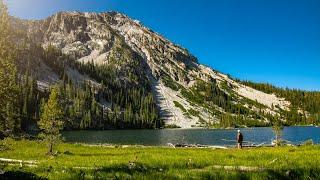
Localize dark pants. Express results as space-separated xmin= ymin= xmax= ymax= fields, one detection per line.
xmin=237 ymin=141 xmax=243 ymax=149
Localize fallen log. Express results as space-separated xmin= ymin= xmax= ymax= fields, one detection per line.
xmin=211 ymin=165 xmax=265 ymax=172
xmin=0 ymin=158 xmax=38 ymax=164
xmin=193 ymin=165 xmax=266 ymax=172
xmin=167 ymin=143 xmax=228 ymax=149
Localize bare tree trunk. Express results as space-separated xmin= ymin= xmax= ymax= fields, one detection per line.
xmin=47 ymin=142 xmax=53 ymax=155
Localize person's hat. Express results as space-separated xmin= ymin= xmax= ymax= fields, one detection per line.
xmin=237 ymin=129 xmax=240 ymax=132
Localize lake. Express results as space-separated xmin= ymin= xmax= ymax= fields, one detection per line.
xmin=62 ymin=126 xmax=320 ymax=146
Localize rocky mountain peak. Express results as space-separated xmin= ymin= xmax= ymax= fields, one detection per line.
xmin=39 ymin=11 xmax=198 ymax=83
xmin=15 ymin=11 xmax=292 ymax=128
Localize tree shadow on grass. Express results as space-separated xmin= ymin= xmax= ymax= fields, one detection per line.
xmin=64 ymin=163 xmax=171 ymax=179
xmin=62 ymin=151 xmax=142 ymax=157
xmin=198 ymin=168 xmax=320 ymax=180
xmin=266 ymin=168 xmax=320 ymax=180
xmin=64 ymin=164 xmax=320 ymax=180
xmin=0 ymin=170 xmax=46 ymax=180
xmin=97 ymin=162 xmax=166 ymax=175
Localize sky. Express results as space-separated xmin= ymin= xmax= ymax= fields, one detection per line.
xmin=6 ymin=0 xmax=320 ymax=91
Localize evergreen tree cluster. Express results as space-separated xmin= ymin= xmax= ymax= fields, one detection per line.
xmin=18 ymin=75 xmax=42 ymax=131
xmin=179 ymin=80 xmax=269 ymax=127
xmin=74 ymin=60 xmax=160 ymax=129
xmin=24 ymin=44 xmax=161 ymax=130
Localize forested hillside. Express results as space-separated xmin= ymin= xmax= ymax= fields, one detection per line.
xmin=0 ymin=1 xmax=319 ymax=136
xmin=0 ymin=2 xmax=161 ymax=136
xmin=242 ymin=81 xmax=320 ymax=125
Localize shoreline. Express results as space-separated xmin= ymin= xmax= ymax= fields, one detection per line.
xmin=75 ymin=143 xmax=230 ymax=149
xmin=61 ymin=125 xmax=320 ymax=131
xmin=68 ymin=141 xmax=280 ymax=149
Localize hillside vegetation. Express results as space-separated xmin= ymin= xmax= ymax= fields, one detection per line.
xmin=242 ymin=81 xmax=320 ymax=125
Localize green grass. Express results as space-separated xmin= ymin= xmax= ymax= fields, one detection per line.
xmin=0 ymin=139 xmax=320 ymax=179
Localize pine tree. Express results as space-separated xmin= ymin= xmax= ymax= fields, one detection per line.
xmin=0 ymin=0 xmax=18 ymax=134
xmin=38 ymin=86 xmax=64 ymax=155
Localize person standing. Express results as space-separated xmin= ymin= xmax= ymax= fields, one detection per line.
xmin=237 ymin=130 xmax=243 ymax=149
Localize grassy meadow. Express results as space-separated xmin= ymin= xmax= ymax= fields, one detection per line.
xmin=0 ymin=139 xmax=319 ymax=179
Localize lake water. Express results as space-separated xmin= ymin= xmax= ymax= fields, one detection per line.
xmin=62 ymin=126 xmax=320 ymax=146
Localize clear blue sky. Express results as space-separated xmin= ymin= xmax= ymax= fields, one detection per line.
xmin=7 ymin=0 xmax=320 ymax=91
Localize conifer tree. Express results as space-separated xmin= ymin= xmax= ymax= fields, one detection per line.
xmin=0 ymin=0 xmax=18 ymax=134
xmin=38 ymin=86 xmax=64 ymax=155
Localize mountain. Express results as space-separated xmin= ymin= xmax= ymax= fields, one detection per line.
xmin=11 ymin=11 xmax=319 ymax=129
